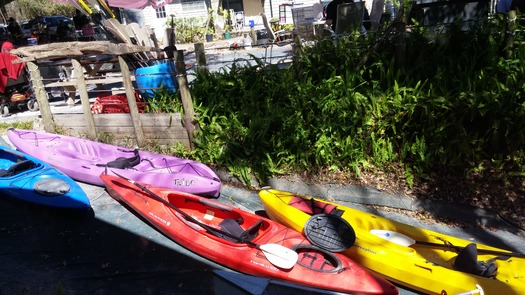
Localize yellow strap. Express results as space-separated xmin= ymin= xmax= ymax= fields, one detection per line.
xmin=77 ymin=0 xmax=93 ymax=15
xmin=97 ymin=0 xmax=116 ymax=18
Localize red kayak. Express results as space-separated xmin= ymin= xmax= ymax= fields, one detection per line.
xmin=101 ymin=173 xmax=398 ymax=295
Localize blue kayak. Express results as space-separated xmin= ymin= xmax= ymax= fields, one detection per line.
xmin=0 ymin=145 xmax=91 ymax=211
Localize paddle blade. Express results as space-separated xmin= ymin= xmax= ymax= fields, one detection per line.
xmin=258 ymin=243 xmax=299 ymax=269
xmin=370 ymin=230 xmax=416 ymax=246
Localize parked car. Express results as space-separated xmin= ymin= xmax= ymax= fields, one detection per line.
xmin=26 ymin=16 xmax=76 ymax=43
xmin=20 ymin=20 xmax=32 ymax=38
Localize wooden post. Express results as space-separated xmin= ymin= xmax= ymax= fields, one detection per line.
xmin=503 ymin=10 xmax=516 ymax=59
xmin=118 ymin=55 xmax=146 ymax=147
xmin=293 ymin=34 xmax=303 ymax=80
xmin=393 ymin=9 xmax=407 ymax=70
xmin=148 ymin=26 xmax=164 ymax=60
xmin=250 ymin=26 xmax=257 ymax=44
xmin=194 ymin=43 xmax=207 ymax=69
xmin=72 ymin=59 xmax=97 ymax=140
xmin=27 ymin=61 xmax=55 ymax=133
xmin=175 ymin=50 xmax=196 ymax=149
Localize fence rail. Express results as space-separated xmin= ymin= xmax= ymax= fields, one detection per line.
xmin=16 ymin=41 xmax=294 ymax=149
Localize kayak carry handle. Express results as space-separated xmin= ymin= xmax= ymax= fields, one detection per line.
xmin=199 ymin=198 xmax=232 ymax=212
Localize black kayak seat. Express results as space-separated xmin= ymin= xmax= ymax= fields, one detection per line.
xmin=453 ymin=243 xmax=498 ymax=277
xmin=97 ymin=149 xmax=140 ymax=169
xmin=0 ymin=160 xmax=38 ymax=177
xmin=218 ymin=218 xmax=263 ymax=243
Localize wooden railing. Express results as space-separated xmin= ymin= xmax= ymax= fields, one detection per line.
xmin=12 ymin=41 xmax=197 ymax=149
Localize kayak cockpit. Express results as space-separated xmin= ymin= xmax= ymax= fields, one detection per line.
xmin=167 ymin=192 xmax=269 ymax=243
xmin=218 ymin=218 xmax=263 ymax=243
xmin=0 ymin=159 xmax=40 ymax=177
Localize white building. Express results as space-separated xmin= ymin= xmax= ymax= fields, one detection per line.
xmin=124 ymin=0 xmax=321 ymax=46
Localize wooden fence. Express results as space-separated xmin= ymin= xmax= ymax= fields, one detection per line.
xmin=12 ymin=41 xmax=198 ymax=149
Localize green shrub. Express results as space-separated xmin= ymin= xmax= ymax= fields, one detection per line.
xmin=170 ymin=17 xmax=207 ymax=44
xmin=184 ymin=17 xmax=525 ymax=187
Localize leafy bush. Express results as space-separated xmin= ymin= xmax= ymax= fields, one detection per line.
xmin=145 ymin=87 xmax=184 ymax=113
xmin=185 ymin=17 xmax=525 ymax=187
xmin=170 ymin=17 xmax=207 ymax=44
xmin=18 ymin=0 xmax=75 ymax=19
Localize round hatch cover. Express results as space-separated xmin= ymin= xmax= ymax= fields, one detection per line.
xmin=304 ymin=213 xmax=356 ymax=252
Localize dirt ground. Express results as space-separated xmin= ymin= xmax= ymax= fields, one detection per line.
xmin=295 ymin=166 xmax=525 ymax=231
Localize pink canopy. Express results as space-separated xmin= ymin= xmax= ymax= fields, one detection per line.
xmin=107 ymin=0 xmax=172 ymax=9
xmin=49 ymin=0 xmax=172 ymax=9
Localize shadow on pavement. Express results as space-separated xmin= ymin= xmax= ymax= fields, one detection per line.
xmin=0 ymin=196 xmax=215 ymax=295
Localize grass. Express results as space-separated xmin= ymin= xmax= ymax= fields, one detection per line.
xmin=0 ymin=121 xmax=34 ymax=136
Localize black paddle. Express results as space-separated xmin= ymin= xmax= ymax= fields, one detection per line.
xmin=371 ymin=230 xmax=525 ymax=258
xmin=110 ymin=171 xmax=299 ymax=269
xmin=416 ymin=240 xmax=525 ymax=258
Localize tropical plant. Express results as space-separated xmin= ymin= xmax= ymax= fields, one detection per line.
xmin=145 ymin=88 xmax=183 ymax=113
xmin=171 ymin=17 xmax=207 ymax=43
xmin=221 ymin=8 xmax=232 ymax=32
xmin=17 ymin=0 xmax=75 ymax=19
xmin=205 ymin=8 xmax=215 ymax=35
xmin=184 ymin=16 xmax=525 ymax=189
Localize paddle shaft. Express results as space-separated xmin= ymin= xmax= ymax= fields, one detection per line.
xmin=416 ymin=240 xmax=525 ymax=258
xmin=372 ymin=229 xmax=525 ymax=258
xmin=111 ymin=172 xmax=272 ymax=250
xmin=123 ymin=176 xmax=256 ymax=244
xmin=453 ymin=284 xmax=484 ymax=295
xmin=110 ymin=172 xmax=299 ymax=269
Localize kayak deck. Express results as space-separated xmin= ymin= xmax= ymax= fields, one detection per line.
xmin=102 ymin=174 xmax=398 ymax=295
xmin=259 ymin=189 xmax=525 ymax=295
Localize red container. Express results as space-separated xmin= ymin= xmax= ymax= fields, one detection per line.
xmin=91 ymin=93 xmax=146 ymax=114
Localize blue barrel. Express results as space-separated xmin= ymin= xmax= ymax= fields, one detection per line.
xmin=135 ymin=61 xmax=178 ymax=99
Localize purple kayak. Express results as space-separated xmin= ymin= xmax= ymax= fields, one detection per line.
xmin=7 ymin=128 xmax=221 ymax=198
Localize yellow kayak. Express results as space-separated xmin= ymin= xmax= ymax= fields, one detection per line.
xmin=259 ymin=189 xmax=525 ymax=295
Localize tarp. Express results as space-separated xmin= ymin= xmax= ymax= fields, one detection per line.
xmin=49 ymin=0 xmax=172 ymax=9
xmin=0 ymin=52 xmax=25 ymax=93
xmin=107 ymin=0 xmax=148 ymax=9
xmin=106 ymin=0 xmax=172 ymax=9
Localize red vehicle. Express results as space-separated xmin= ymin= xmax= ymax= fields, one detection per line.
xmin=0 ymin=52 xmax=39 ymax=117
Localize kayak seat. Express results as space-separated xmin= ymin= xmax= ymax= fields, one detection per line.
xmin=453 ymin=243 xmax=498 ymax=277
xmin=219 ymin=218 xmax=263 ymax=243
xmin=97 ymin=149 xmax=141 ymax=169
xmin=288 ymin=196 xmax=344 ymax=216
xmin=240 ymin=219 xmax=263 ymax=242
xmin=218 ymin=218 xmax=244 ymax=241
xmin=0 ymin=160 xmax=37 ymax=177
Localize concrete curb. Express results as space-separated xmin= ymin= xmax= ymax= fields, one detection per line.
xmin=265 ymin=177 xmax=525 ymax=236
xmin=214 ymin=169 xmax=524 ymax=236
